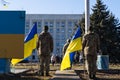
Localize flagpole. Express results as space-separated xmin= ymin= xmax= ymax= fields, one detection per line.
xmin=85 ymin=0 xmax=90 ymax=34
xmin=84 ymin=0 xmax=90 ymax=78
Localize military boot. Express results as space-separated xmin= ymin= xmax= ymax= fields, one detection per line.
xmin=46 ymin=72 xmax=50 ymax=76
xmin=93 ymin=74 xmax=96 ymax=79
xmin=89 ymin=74 xmax=93 ymax=79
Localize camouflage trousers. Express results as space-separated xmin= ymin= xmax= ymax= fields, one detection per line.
xmin=85 ymin=54 xmax=97 ymax=76
xmin=39 ymin=55 xmax=51 ymax=74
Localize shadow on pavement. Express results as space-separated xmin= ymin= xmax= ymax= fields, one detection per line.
xmin=0 ymin=74 xmax=39 ymax=80
xmin=75 ymin=69 xmax=120 ymax=80
xmin=0 ymin=69 xmax=49 ymax=80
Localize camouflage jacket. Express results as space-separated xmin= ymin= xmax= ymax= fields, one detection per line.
xmin=82 ymin=31 xmax=100 ymax=56
xmin=37 ymin=31 xmax=53 ymax=56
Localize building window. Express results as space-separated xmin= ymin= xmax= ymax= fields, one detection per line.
xmin=56 ymin=22 xmax=60 ymax=27
xmin=44 ymin=21 xmax=48 ymax=26
xmin=56 ymin=35 xmax=60 ymax=40
xmin=26 ymin=21 xmax=30 ymax=27
xmin=61 ymin=35 xmax=65 ymax=40
xmin=68 ymin=28 xmax=72 ymax=32
xmin=56 ymin=42 xmax=60 ymax=46
xmin=61 ymin=28 xmax=65 ymax=33
xmin=50 ymin=21 xmax=53 ymax=27
xmin=61 ymin=22 xmax=65 ymax=27
xmin=56 ymin=28 xmax=60 ymax=33
xmin=38 ymin=28 xmax=41 ymax=33
xmin=68 ymin=34 xmax=71 ymax=38
xmin=49 ymin=28 xmax=53 ymax=33
xmin=38 ymin=22 xmax=42 ymax=27
xmin=25 ymin=28 xmax=29 ymax=34
xmin=68 ymin=21 xmax=72 ymax=27
xmin=61 ymin=40 xmax=65 ymax=45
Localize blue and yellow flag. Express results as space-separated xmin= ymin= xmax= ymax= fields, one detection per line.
xmin=60 ymin=27 xmax=82 ymax=71
xmin=11 ymin=23 xmax=38 ymax=66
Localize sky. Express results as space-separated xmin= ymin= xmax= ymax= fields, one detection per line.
xmin=0 ymin=0 xmax=120 ymax=20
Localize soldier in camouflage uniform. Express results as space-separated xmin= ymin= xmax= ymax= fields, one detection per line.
xmin=82 ymin=26 xmax=100 ymax=79
xmin=62 ymin=39 xmax=71 ymax=57
xmin=37 ymin=26 xmax=53 ymax=76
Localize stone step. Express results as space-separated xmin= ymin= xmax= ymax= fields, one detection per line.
xmin=11 ymin=68 xmax=30 ymax=74
xmin=51 ymin=70 xmax=81 ymax=80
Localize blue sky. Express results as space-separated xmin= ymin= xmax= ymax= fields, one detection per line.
xmin=0 ymin=0 xmax=120 ymax=20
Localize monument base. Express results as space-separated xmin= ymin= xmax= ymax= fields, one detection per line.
xmin=97 ymin=55 xmax=109 ymax=70
xmin=0 ymin=58 xmax=10 ymax=74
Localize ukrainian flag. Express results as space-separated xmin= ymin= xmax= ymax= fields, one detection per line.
xmin=60 ymin=27 xmax=82 ymax=71
xmin=11 ymin=23 xmax=38 ymax=66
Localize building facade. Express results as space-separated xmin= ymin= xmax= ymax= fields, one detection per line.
xmin=25 ymin=14 xmax=83 ymax=62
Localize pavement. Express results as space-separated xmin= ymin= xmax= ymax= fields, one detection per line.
xmin=50 ymin=70 xmax=81 ymax=80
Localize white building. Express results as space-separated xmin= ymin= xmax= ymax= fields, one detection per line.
xmin=25 ymin=14 xmax=83 ymax=62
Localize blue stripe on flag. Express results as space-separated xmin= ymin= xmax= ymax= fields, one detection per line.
xmin=24 ymin=23 xmax=37 ymax=43
xmin=72 ymin=27 xmax=81 ymax=40
xmin=70 ymin=52 xmax=75 ymax=63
